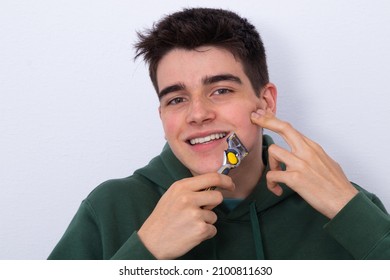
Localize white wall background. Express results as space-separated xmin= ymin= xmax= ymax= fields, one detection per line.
xmin=1 ymin=0 xmax=389 ymax=259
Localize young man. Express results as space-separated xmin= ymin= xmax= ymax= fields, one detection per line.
xmin=48 ymin=8 xmax=390 ymax=259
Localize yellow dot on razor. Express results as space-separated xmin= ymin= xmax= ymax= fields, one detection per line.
xmin=227 ymin=152 xmax=238 ymax=165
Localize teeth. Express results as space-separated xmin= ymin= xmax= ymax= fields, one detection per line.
xmin=189 ymin=133 xmax=226 ymax=145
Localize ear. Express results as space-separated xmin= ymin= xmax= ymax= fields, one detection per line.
xmin=258 ymin=83 xmax=277 ymax=113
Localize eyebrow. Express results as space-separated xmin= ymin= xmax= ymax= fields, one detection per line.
xmin=202 ymin=74 xmax=242 ymax=86
xmin=158 ymin=83 xmax=186 ymax=100
xmin=158 ymin=74 xmax=242 ymax=100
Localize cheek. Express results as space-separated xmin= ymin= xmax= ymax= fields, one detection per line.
xmin=233 ymin=100 xmax=259 ymax=130
xmin=240 ymin=118 xmax=261 ymax=140
xmin=233 ymin=107 xmax=262 ymax=148
xmin=240 ymin=124 xmax=262 ymax=155
xmin=160 ymin=114 xmax=178 ymax=140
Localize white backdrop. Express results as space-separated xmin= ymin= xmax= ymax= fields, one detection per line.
xmin=1 ymin=0 xmax=389 ymax=259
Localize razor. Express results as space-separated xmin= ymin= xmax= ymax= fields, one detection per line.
xmin=206 ymin=132 xmax=249 ymax=190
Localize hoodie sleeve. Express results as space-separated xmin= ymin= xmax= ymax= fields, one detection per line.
xmin=110 ymin=231 xmax=156 ymax=260
xmin=48 ymin=200 xmax=156 ymax=260
xmin=324 ymin=191 xmax=390 ymax=259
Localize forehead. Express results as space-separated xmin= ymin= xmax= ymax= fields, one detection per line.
xmin=156 ymin=46 xmax=246 ymax=88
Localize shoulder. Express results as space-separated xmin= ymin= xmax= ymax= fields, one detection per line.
xmin=84 ymin=174 xmax=162 ymax=211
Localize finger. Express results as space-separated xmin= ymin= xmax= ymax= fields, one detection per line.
xmin=266 ymin=144 xmax=304 ymax=196
xmin=266 ymin=170 xmax=286 ymax=196
xmin=197 ymin=189 xmax=224 ymax=210
xmin=268 ymin=144 xmax=283 ymax=172
xmin=301 ymin=135 xmax=327 ymax=158
xmin=266 ymin=145 xmax=287 ymax=196
xmin=203 ymin=224 xmax=217 ymax=240
xmin=300 ymin=134 xmax=340 ymax=170
xmin=268 ymin=143 xmax=301 ymax=168
xmin=179 ymin=173 xmax=235 ymax=192
xmin=251 ymin=109 xmax=307 ymax=153
xmin=201 ymin=209 xmax=218 ymax=224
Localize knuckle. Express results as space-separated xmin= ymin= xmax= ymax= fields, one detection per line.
xmin=296 ymin=159 xmax=308 ymax=170
xmin=311 ymin=141 xmax=324 ymax=154
xmin=189 ymin=208 xmax=201 ymax=219
xmin=279 ymin=120 xmax=293 ymax=132
xmin=169 ymin=181 xmax=183 ymax=192
xmin=210 ymin=212 xmax=218 ymax=224
xmin=268 ymin=144 xmax=279 ymax=155
xmin=205 ymin=225 xmax=217 ymax=239
xmin=209 ymin=226 xmax=217 ymax=238
xmin=178 ymin=194 xmax=191 ymax=205
xmin=332 ymin=160 xmax=343 ymax=171
xmin=169 ymin=182 xmax=178 ymax=191
xmin=290 ymin=171 xmax=303 ymax=184
xmin=196 ymin=222 xmax=210 ymax=236
xmin=266 ymin=170 xmax=274 ymax=181
xmin=302 ymin=144 xmax=324 ymax=164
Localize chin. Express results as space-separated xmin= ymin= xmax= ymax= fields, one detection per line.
xmin=189 ymin=163 xmax=220 ymax=176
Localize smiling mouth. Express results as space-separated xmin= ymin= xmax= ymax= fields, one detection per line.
xmin=188 ymin=132 xmax=227 ymax=145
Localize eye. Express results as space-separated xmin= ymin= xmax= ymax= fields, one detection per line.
xmin=213 ymin=88 xmax=233 ymax=95
xmin=167 ymin=97 xmax=186 ymax=105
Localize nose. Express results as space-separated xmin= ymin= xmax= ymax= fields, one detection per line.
xmin=185 ymin=96 xmax=216 ymax=125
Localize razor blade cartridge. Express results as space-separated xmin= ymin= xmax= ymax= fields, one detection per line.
xmin=218 ymin=133 xmax=249 ymax=175
xmin=206 ymin=133 xmax=248 ymax=191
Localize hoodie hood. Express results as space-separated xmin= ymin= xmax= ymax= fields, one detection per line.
xmin=134 ymin=142 xmax=193 ymax=190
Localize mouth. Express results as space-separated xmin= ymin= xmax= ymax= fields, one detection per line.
xmin=187 ymin=132 xmax=228 ymax=145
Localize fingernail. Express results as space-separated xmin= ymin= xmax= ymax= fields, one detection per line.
xmin=251 ymin=112 xmax=260 ymax=119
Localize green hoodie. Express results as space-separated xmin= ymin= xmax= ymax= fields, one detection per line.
xmin=48 ymin=135 xmax=390 ymax=259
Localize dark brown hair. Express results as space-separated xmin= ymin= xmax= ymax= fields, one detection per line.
xmin=134 ymin=8 xmax=269 ymax=95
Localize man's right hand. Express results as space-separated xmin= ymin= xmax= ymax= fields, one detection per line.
xmin=137 ymin=173 xmax=235 ymax=259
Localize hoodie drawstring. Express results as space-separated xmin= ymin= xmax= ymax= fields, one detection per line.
xmin=249 ymin=202 xmax=265 ymax=259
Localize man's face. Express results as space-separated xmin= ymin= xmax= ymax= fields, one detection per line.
xmin=157 ymin=46 xmax=265 ymax=176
